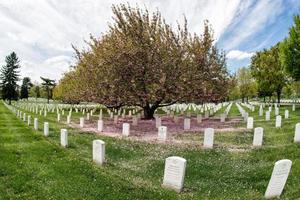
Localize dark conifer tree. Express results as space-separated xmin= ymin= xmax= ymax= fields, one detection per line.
xmin=0 ymin=52 xmax=20 ymax=104
xmin=20 ymin=77 xmax=32 ymax=99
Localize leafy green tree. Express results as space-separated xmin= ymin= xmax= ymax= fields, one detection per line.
xmin=20 ymin=77 xmax=32 ymax=99
xmin=35 ymin=85 xmax=41 ymax=99
xmin=53 ymin=70 xmax=80 ymax=104
xmin=251 ymin=45 xmax=286 ymax=103
xmin=282 ymin=84 xmax=292 ymax=98
xmin=40 ymin=77 xmax=56 ymax=104
xmin=227 ymin=74 xmax=240 ymax=101
xmin=236 ymin=67 xmax=256 ymax=102
xmin=280 ymin=15 xmax=300 ymax=80
xmin=0 ymin=52 xmax=20 ymax=104
xmin=184 ymin=21 xmax=229 ymax=103
xmin=291 ymin=81 xmax=300 ymax=99
xmin=29 ymin=84 xmax=42 ymax=100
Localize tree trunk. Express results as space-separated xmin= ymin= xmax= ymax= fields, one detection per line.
xmin=47 ymin=89 xmax=50 ymax=104
xmin=143 ymin=105 xmax=155 ymax=120
xmin=277 ymin=91 xmax=281 ymax=104
xmin=9 ymin=99 xmax=11 ymax=105
xmin=263 ymin=96 xmax=266 ymax=103
xmin=142 ymin=102 xmax=160 ymax=120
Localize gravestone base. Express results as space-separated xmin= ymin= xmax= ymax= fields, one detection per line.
xmin=161 ymin=183 xmax=182 ymax=193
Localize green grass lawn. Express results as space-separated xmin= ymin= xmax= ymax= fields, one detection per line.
xmin=0 ymin=102 xmax=300 ymax=199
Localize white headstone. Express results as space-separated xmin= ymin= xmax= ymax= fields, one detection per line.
xmin=184 ymin=118 xmax=190 ymax=130
xmin=80 ymin=117 xmax=84 ymax=128
xmin=266 ymin=111 xmax=270 ymax=121
xmin=97 ymin=120 xmax=103 ymax=132
xmin=34 ymin=118 xmax=38 ymax=130
xmin=244 ymin=112 xmax=249 ymax=122
xmin=99 ymin=109 xmax=102 ymax=120
xmin=57 ymin=113 xmax=61 ymax=122
xmin=196 ymin=114 xmax=202 ymax=124
xmin=264 ymin=159 xmax=292 ymax=199
xmin=92 ymin=140 xmax=105 ymax=165
xmin=275 ymin=115 xmax=282 ymax=128
xmin=27 ymin=115 xmax=31 ymax=126
xmin=113 ymin=115 xmax=118 ymax=124
xmin=23 ymin=113 xmax=26 ymax=122
xmin=87 ymin=113 xmax=90 ymax=120
xmin=156 ymin=117 xmax=161 ymax=128
xmin=122 ymin=123 xmax=130 ymax=136
xmin=220 ymin=114 xmax=226 ymax=122
xmin=162 ymin=156 xmax=186 ymax=193
xmin=284 ymin=110 xmax=289 ymax=119
xmin=259 ymin=106 xmax=263 ymax=116
xmin=292 ymin=104 xmax=295 ymax=111
xmin=44 ymin=122 xmax=49 ymax=136
xmin=158 ymin=126 xmax=167 ymax=141
xmin=67 ymin=115 xmax=71 ymax=124
xmin=60 ymin=129 xmax=68 ymax=147
xmin=253 ymin=127 xmax=263 ymax=147
xmin=275 ymin=107 xmax=279 ymax=116
xmin=132 ymin=116 xmax=138 ymax=126
xmin=294 ymin=123 xmax=300 ymax=143
xmin=203 ymin=128 xmax=214 ymax=149
xmin=247 ymin=117 xmax=254 ymax=129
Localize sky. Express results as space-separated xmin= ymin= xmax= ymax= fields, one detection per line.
xmin=0 ymin=0 xmax=299 ymax=82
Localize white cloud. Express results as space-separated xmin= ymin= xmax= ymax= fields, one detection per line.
xmin=0 ymin=0 xmax=246 ymax=82
xmin=20 ymin=55 xmax=73 ymax=83
xmin=222 ymin=0 xmax=285 ymax=50
xmin=0 ymin=0 xmax=295 ymax=79
xmin=226 ymin=50 xmax=254 ymax=60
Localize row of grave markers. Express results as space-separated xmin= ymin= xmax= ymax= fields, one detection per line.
xmin=15 ymin=101 xmax=300 ymax=147
xmin=4 ymin=102 xmax=294 ymax=199
xmin=5 ymin=102 xmax=297 ymax=198
xmin=13 ymin=100 xmax=234 ymax=124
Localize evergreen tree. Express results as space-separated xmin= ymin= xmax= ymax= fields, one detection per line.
xmin=0 ymin=52 xmax=20 ymax=104
xmin=20 ymin=77 xmax=32 ymax=99
xmin=41 ymin=77 xmax=56 ymax=104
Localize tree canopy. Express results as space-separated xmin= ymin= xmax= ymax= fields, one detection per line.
xmin=20 ymin=77 xmax=32 ymax=99
xmin=56 ymin=4 xmax=229 ymax=119
xmin=236 ymin=67 xmax=257 ymax=102
xmin=250 ymin=44 xmax=286 ymax=103
xmin=41 ymin=77 xmax=56 ymax=104
xmin=280 ymin=15 xmax=300 ymax=80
